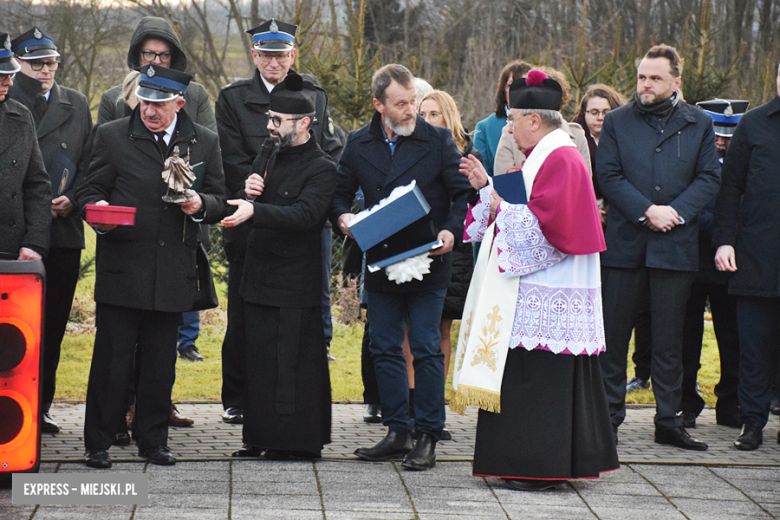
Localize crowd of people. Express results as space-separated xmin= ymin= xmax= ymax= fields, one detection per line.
xmin=2 ymin=15 xmax=780 ymax=492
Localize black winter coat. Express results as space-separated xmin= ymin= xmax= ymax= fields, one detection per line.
xmin=713 ymin=96 xmax=780 ymax=297
xmin=330 ymin=112 xmax=472 ymax=293
xmin=240 ymin=136 xmax=338 ymax=308
xmin=76 ymin=109 xmax=227 ymax=312
xmin=596 ymin=100 xmax=720 ymax=271
xmin=0 ymin=99 xmax=51 ymax=258
xmin=9 ymin=74 xmax=92 ymax=249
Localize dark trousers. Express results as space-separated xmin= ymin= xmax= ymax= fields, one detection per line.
xmin=361 ymin=313 xmax=380 ymax=404
xmin=366 ymin=289 xmax=446 ymax=439
xmin=681 ymin=282 xmax=740 ymax=416
xmin=600 ymin=266 xmax=694 ymax=430
xmin=632 ymin=300 xmax=652 ymax=382
xmin=735 ymin=296 xmax=780 ymax=428
xmin=85 ymin=303 xmax=180 ymax=451
xmin=221 ymin=259 xmax=245 ymax=410
xmin=41 ymin=247 xmax=81 ymax=412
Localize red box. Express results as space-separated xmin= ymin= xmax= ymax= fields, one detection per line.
xmin=85 ymin=204 xmax=136 ymax=226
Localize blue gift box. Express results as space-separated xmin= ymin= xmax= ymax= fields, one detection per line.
xmin=348 ymin=182 xmax=431 ymax=251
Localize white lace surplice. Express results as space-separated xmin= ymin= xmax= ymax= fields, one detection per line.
xmin=463 ymin=186 xmax=605 ymax=356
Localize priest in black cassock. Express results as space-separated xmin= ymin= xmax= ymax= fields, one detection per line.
xmin=222 ymin=72 xmax=335 ymax=459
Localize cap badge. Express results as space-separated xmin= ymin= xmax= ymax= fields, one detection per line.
xmin=270 ymin=20 xmax=279 ymax=33
xmin=34 ymin=27 xmax=42 ymax=39
xmin=724 ymin=104 xmax=733 ymax=117
xmin=3 ymin=36 xmax=10 ymax=51
xmin=147 ymin=65 xmax=156 ymax=77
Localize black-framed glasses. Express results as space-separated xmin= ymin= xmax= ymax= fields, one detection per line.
xmin=141 ymin=50 xmax=171 ymax=62
xmin=0 ymin=73 xmax=16 ymax=82
xmin=265 ymin=112 xmax=305 ymax=128
xmin=28 ymin=60 xmax=59 ymax=71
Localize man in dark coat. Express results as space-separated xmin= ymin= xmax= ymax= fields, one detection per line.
xmin=713 ymin=64 xmax=780 ymax=450
xmin=95 ymin=15 xmax=215 ymax=428
xmin=215 ymin=18 xmax=343 ymax=425
xmin=221 ymin=72 xmax=335 ymax=459
xmin=596 ymin=45 xmax=720 ymax=450
xmin=331 ymin=64 xmax=471 ymax=470
xmin=0 ymin=32 xmax=50 ymax=261
xmin=679 ymin=99 xmax=747 ymax=431
xmin=77 ymin=65 xmax=226 ymax=469
xmin=8 ymin=27 xmax=93 ymax=435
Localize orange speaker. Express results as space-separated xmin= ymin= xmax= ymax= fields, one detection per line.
xmin=0 ymin=259 xmax=45 ymax=478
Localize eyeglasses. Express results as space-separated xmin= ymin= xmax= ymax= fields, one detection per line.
xmin=141 ymin=50 xmax=171 ymax=63
xmin=265 ymin=112 xmax=305 ymax=128
xmin=506 ymin=113 xmax=532 ymax=125
xmin=586 ymin=109 xmax=610 ymax=117
xmin=28 ymin=60 xmax=59 ymax=71
xmin=0 ymin=73 xmax=16 ymax=83
xmin=257 ymin=52 xmax=292 ymax=64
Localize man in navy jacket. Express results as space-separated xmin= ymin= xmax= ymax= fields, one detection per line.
xmin=331 ymin=64 xmax=470 ymax=470
xmin=596 ymin=45 xmax=720 ymax=450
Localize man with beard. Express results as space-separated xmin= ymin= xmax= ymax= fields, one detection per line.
xmin=221 ymin=72 xmax=335 ymax=459
xmin=216 ymin=19 xmax=342 ymax=425
xmin=8 ymin=27 xmax=93 ymax=435
xmin=597 ymin=45 xmax=721 ymax=450
xmin=0 ymin=31 xmax=51 ymax=262
xmin=331 ymin=64 xmax=471 ymax=471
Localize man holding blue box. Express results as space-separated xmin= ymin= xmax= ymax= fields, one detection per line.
xmin=331 ymin=64 xmax=471 ymax=470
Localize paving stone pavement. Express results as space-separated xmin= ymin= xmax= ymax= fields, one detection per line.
xmin=1 ymin=403 xmax=778 ymax=519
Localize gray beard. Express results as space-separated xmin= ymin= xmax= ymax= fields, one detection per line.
xmin=386 ymin=116 xmax=416 ymax=137
xmin=275 ymin=131 xmax=296 ymax=150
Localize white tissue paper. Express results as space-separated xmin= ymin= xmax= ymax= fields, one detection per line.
xmin=384 ymin=253 xmax=434 ymax=284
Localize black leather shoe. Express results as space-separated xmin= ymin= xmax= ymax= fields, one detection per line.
xmin=363 ymin=404 xmax=381 ymax=423
xmin=354 ymin=431 xmax=414 ymax=461
xmin=770 ymin=396 xmax=780 ymax=415
xmin=505 ymin=478 xmax=562 ymax=491
xmin=716 ymin=411 xmax=742 ymax=428
xmin=734 ymin=421 xmax=763 ymax=451
xmin=402 ymin=433 xmax=436 ymax=471
xmin=85 ymin=450 xmax=111 ymax=469
xmin=655 ymin=427 xmax=708 ymax=451
xmin=140 ymin=446 xmax=176 ymax=465
xmin=440 ymin=428 xmax=452 ymax=441
xmin=113 ymin=432 xmax=131 ymax=446
xmin=178 ymin=345 xmax=204 ymax=362
xmin=41 ymin=413 xmax=60 ymax=434
xmin=232 ymin=444 xmax=263 ymax=457
xmin=222 ymin=407 xmax=243 ymax=424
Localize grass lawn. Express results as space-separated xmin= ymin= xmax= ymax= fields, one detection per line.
xmin=56 ymin=229 xmax=725 ymax=404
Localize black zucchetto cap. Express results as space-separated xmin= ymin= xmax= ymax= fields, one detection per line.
xmin=12 ymin=26 xmax=60 ymax=60
xmin=0 ymin=32 xmax=20 ymax=74
xmin=246 ymin=19 xmax=297 ymax=52
xmin=269 ymin=72 xmax=316 ymax=115
xmin=509 ymin=69 xmax=563 ymax=111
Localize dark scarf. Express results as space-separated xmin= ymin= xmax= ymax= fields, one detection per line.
xmin=633 ymin=90 xmax=680 ymax=121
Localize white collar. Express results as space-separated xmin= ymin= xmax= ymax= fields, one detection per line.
xmin=261 ymin=74 xmax=277 ymax=94
xmin=44 ymin=90 xmax=51 ymax=101
xmin=158 ymin=115 xmax=178 ymax=145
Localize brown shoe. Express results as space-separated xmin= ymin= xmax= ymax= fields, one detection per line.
xmin=169 ymin=404 xmax=194 ymax=427
xmin=126 ymin=404 xmax=135 ymax=431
